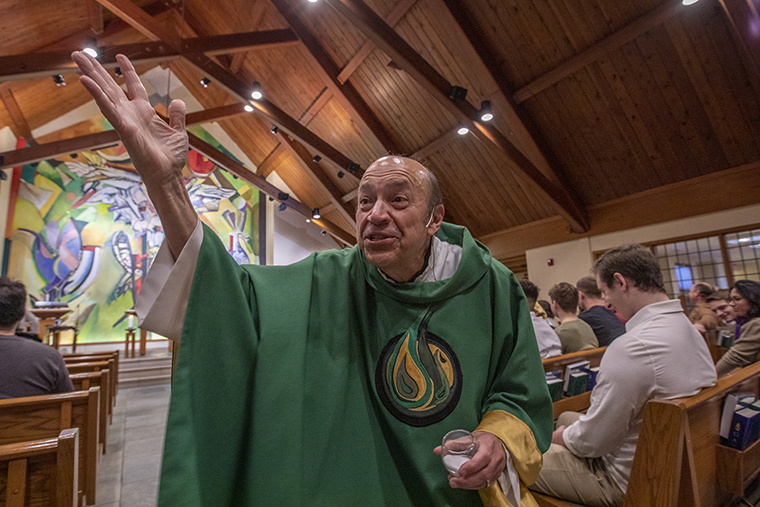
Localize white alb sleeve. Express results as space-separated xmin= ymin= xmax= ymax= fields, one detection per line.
xmin=135 ymin=218 xmax=203 ymax=342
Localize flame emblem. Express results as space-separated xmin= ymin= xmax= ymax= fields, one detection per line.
xmin=376 ymin=309 xmax=462 ymax=427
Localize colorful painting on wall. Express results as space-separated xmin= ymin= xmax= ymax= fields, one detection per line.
xmin=4 ymin=123 xmax=260 ymax=343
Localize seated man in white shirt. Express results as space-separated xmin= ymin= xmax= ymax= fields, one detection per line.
xmin=530 ymin=244 xmax=717 ymax=507
xmin=519 ymin=280 xmax=561 ymax=358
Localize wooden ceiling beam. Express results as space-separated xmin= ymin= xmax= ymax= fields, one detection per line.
xmin=188 ymin=132 xmax=355 ymax=245
xmin=182 ymin=51 xmax=363 ymax=177
xmin=513 ymin=0 xmax=685 ymax=104
xmin=269 ymin=0 xmax=403 ymax=154
xmin=93 ymin=0 xmax=182 ymax=48
xmin=437 ymin=0 xmax=586 ymax=229
xmin=255 ymin=143 xmax=286 ymax=177
xmin=718 ymin=0 xmax=760 ymax=80
xmin=87 ymin=0 xmax=105 ymax=35
xmin=0 ymin=88 xmax=37 ymax=146
xmin=0 ymin=30 xmax=298 ymax=83
xmin=0 ymin=103 xmax=253 ymax=169
xmin=182 ymin=29 xmax=299 ymax=56
xmin=412 ymin=130 xmax=458 ymax=160
xmin=322 ymin=0 xmax=589 ymax=232
xmin=275 ymin=130 xmax=357 ymax=229
xmin=336 ymin=0 xmax=417 ymax=84
xmin=230 ymin=1 xmax=270 ymax=74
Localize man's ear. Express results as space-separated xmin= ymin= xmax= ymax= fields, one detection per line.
xmin=426 ymin=204 xmax=445 ymax=235
xmin=613 ymin=272 xmax=628 ymax=291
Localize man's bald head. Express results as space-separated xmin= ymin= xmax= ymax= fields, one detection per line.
xmin=361 ymin=156 xmax=443 ymax=217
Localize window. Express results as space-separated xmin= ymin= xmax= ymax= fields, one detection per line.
xmin=653 ymin=236 xmax=728 ymax=299
xmin=724 ymin=228 xmax=760 ymax=283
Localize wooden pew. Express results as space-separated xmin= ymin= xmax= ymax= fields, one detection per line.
xmin=534 ymin=361 xmax=760 ymax=507
xmin=543 ymin=347 xmax=607 ymax=419
xmin=69 ymin=371 xmax=109 ymax=454
xmin=0 ymin=389 xmax=99 ymax=506
xmin=63 ymin=351 xmax=119 ymax=400
xmin=63 ymin=361 xmax=113 ymax=424
xmin=0 ymin=428 xmax=79 ymax=507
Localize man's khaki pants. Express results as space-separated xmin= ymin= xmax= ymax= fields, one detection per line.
xmin=529 ymin=412 xmax=625 ymax=507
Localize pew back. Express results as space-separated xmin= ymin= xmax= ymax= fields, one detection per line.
xmin=0 ymin=390 xmax=98 ymax=505
xmin=63 ymin=352 xmax=118 ymax=398
xmin=68 ymin=372 xmax=109 ymax=454
xmin=0 ymin=428 xmax=79 ymax=507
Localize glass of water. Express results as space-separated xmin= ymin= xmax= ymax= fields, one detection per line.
xmin=441 ymin=429 xmax=478 ymax=475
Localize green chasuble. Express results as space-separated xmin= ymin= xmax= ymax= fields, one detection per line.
xmin=158 ymin=222 xmax=552 ymax=507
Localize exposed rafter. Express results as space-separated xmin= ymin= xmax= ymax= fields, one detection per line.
xmin=321 ymin=0 xmax=589 ymax=232
xmin=87 ymin=0 xmax=104 ymax=35
xmin=412 ymin=130 xmax=458 ymax=160
xmin=275 ymin=130 xmax=357 ymax=230
xmin=269 ymin=0 xmax=402 ymax=154
xmin=255 ymin=144 xmax=286 ymax=177
xmin=229 ymin=1 xmax=270 ymax=74
xmin=182 ymin=51 xmax=363 ymax=176
xmin=187 ymin=133 xmax=355 ymax=245
xmin=93 ymin=0 xmax=182 ymax=48
xmin=513 ymin=0 xmax=685 ymax=104
xmin=0 ymin=125 xmax=355 ymax=246
xmin=0 ymin=88 xmax=37 ymax=146
xmin=0 ymin=31 xmax=299 ymax=83
xmin=437 ymin=0 xmax=586 ymax=229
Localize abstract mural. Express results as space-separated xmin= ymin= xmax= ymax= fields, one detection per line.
xmin=4 ymin=123 xmax=260 ymax=343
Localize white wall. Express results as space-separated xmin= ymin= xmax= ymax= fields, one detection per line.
xmin=526 ymin=203 xmax=760 ymax=293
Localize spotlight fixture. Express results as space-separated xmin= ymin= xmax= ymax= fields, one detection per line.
xmin=448 ymin=85 xmax=468 ymax=101
xmin=479 ymin=100 xmax=493 ymax=122
xmin=250 ymin=81 xmax=263 ymax=100
xmin=313 ymin=155 xmax=321 ymax=163
xmin=337 ymin=171 xmax=344 ymax=179
xmin=682 ymin=0 xmax=699 ymax=4
xmin=270 ymin=125 xmax=279 ymax=135
xmin=114 ymin=67 xmax=123 ymax=77
xmin=53 ymin=75 xmax=66 ymax=87
xmin=278 ymin=191 xmax=290 ymax=201
xmin=457 ymin=126 xmax=469 ymax=135
xmin=312 ymin=208 xmax=321 ymax=219
xmin=308 ymin=0 xmax=319 ymax=3
xmin=306 ymin=218 xmax=311 ymax=223
xmin=279 ymin=202 xmax=287 ymax=211
xmin=83 ymin=47 xmax=98 ymax=58
xmin=321 ymin=230 xmax=327 ymax=236
xmin=268 ymin=196 xmax=274 ymax=201
xmin=200 ymin=77 xmax=211 ymax=88
xmin=347 ymin=161 xmax=361 ymax=175
xmin=244 ymin=105 xmax=254 ymax=112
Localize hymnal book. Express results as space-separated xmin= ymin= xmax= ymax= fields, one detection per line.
xmin=546 ymin=377 xmax=564 ymax=402
xmin=566 ymin=371 xmax=590 ymax=398
xmin=586 ymin=366 xmax=600 ymax=391
xmin=727 ymin=407 xmax=760 ymax=450
xmin=718 ymin=329 xmax=734 ymax=348
xmin=720 ymin=393 xmax=756 ymax=440
xmin=563 ymin=360 xmax=591 ymax=392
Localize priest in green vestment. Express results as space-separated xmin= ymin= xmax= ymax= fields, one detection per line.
xmin=73 ymin=51 xmax=553 ymax=507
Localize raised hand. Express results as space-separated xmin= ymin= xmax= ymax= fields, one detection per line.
xmin=71 ymin=51 xmax=197 ymax=258
xmin=71 ymin=51 xmax=187 ymax=185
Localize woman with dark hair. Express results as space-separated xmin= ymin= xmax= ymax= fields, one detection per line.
xmin=715 ymin=280 xmax=760 ymax=376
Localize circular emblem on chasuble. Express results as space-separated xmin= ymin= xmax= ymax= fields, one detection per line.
xmin=375 ymin=329 xmax=463 ymax=427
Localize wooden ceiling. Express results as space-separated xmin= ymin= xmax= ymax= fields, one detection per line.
xmin=1 ymin=0 xmax=759 ymax=253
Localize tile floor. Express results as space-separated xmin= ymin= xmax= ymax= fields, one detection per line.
xmin=93 ymin=384 xmax=171 ymax=507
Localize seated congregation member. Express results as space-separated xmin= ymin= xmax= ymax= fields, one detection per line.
xmin=531 ymin=244 xmax=716 ymax=507
xmin=688 ymin=282 xmax=720 ymax=333
xmin=520 ymin=280 xmax=562 ymax=358
xmin=537 ymin=299 xmax=559 ymax=328
xmin=73 ymin=51 xmax=553 ymax=507
xmin=715 ymin=280 xmax=760 ymax=376
xmin=0 ymin=277 xmax=74 ymax=399
xmin=548 ymin=282 xmax=598 ymax=354
xmin=707 ymin=289 xmax=744 ymax=339
xmin=576 ymin=276 xmax=626 ymax=347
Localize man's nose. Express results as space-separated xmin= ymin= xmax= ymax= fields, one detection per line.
xmin=368 ymin=200 xmax=390 ymax=223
